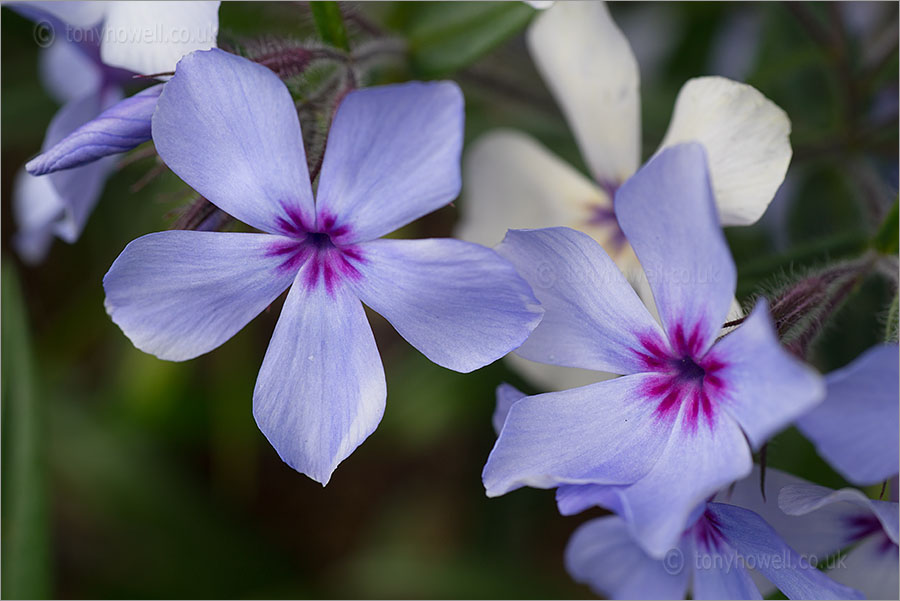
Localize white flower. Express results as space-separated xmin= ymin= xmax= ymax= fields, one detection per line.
xmin=457 ymin=1 xmax=789 ymax=390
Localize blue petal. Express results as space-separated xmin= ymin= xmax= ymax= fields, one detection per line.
xmin=797 ymin=344 xmax=900 ymax=485
xmin=565 ymin=516 xmax=690 ymax=600
xmin=253 ymin=269 xmax=386 ymax=484
xmin=779 ymin=484 xmax=899 ymax=545
xmin=27 ymin=84 xmax=162 ymax=176
xmin=152 ymin=49 xmax=315 ymax=234
xmin=495 ymin=227 xmax=665 ymax=375
xmin=557 ymin=405 xmax=752 ymax=558
xmin=39 ymin=37 xmax=103 ymax=105
xmin=483 ymin=373 xmax=677 ymax=497
xmin=709 ymin=299 xmax=825 ymax=449
xmin=493 ymin=383 xmax=526 ymax=435
xmin=708 ymin=503 xmax=864 ymax=600
xmin=688 ymin=516 xmax=762 ymax=600
xmin=350 ymin=237 xmax=542 ymax=373
xmin=104 ymin=231 xmax=298 ymax=361
xmin=615 ymin=143 xmax=737 ymax=356
xmin=315 ymin=81 xmax=464 ymax=243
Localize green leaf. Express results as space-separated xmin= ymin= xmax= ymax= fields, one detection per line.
xmin=310 ymin=1 xmax=350 ymax=52
xmin=1 ymin=259 xmax=51 ymax=599
xmin=391 ymin=2 xmax=535 ymax=77
xmin=872 ymin=197 xmax=899 ymax=255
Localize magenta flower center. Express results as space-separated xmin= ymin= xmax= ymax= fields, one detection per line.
xmin=635 ymin=325 xmax=728 ymax=432
xmin=267 ymin=205 xmax=365 ymax=295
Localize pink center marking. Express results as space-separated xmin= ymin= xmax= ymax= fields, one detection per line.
xmin=266 ymin=204 xmax=364 ymax=295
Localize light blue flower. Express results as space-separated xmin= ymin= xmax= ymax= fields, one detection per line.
xmin=483 ymin=143 xmax=824 ymax=557
xmin=796 ymin=343 xmax=900 ymax=486
xmin=102 ymin=49 xmax=543 ymax=484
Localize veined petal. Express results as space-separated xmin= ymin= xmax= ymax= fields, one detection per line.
xmin=253 ymin=269 xmax=386 ymax=485
xmin=779 ymin=485 xmax=899 ymax=545
xmin=104 ymin=231 xmax=298 ymax=361
xmin=315 ymin=82 xmax=463 ymax=243
xmin=568 ymin=405 xmax=752 ymax=558
xmin=496 ymin=227 xmax=665 ymax=374
xmin=658 ymin=76 xmax=792 ymax=226
xmin=350 ymin=238 xmax=542 ymax=373
xmin=504 ymin=353 xmax=616 ymax=393
xmin=100 ymin=1 xmax=220 ymax=75
xmin=707 ymin=503 xmax=864 ymax=600
xmin=527 ymin=0 xmax=640 ymax=184
xmin=39 ymin=38 xmax=103 ymax=105
xmin=492 ymin=383 xmax=527 ymax=436
xmin=709 ymin=299 xmax=825 ymax=450
xmin=797 ymin=344 xmax=900 ymax=485
xmin=565 ymin=516 xmax=690 ymax=600
xmin=483 ymin=373 xmax=676 ymax=497
xmin=27 ymin=84 xmax=163 ymax=176
xmin=456 ymin=130 xmax=608 ymax=247
xmin=615 ymin=143 xmax=737 ymax=356
xmin=152 ymin=49 xmax=315 ymax=234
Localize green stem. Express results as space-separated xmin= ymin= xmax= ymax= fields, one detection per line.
xmin=310 ymin=1 xmax=350 ymax=52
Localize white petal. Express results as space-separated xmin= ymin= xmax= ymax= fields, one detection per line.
xmin=100 ymin=1 xmax=220 ymax=75
xmin=527 ymin=1 xmax=640 ymax=184
xmin=456 ymin=130 xmax=607 ymax=247
xmin=657 ymin=76 xmax=792 ymax=226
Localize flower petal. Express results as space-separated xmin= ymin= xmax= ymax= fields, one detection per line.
xmin=527 ymin=0 xmax=640 ymax=184
xmin=615 ymin=142 xmax=737 ymax=355
xmin=151 ymin=49 xmax=315 ymax=234
xmin=495 ymin=227 xmax=664 ymax=374
xmin=505 ymin=353 xmax=616 ymax=393
xmin=565 ymin=516 xmax=690 ymax=600
xmin=100 ymin=1 xmax=220 ymax=75
xmin=13 ymin=1 xmax=106 ymax=28
xmin=27 ymin=84 xmax=162 ymax=176
xmin=253 ymin=270 xmax=386 ymax=485
xmin=483 ymin=373 xmax=676 ymax=497
xmin=39 ymin=38 xmax=103 ymax=105
xmin=779 ymin=485 xmax=899 ymax=545
xmin=11 ymin=168 xmax=62 ymax=264
xmin=709 ymin=299 xmax=825 ymax=450
xmin=689 ymin=530 xmax=761 ymax=600
xmin=315 ymin=82 xmax=463 ymax=243
xmin=797 ymin=343 xmax=899 ymax=485
xmin=492 ymin=383 xmax=527 ymax=436
xmin=103 ymin=231 xmax=298 ymax=361
xmin=707 ymin=503 xmax=864 ymax=600
xmin=828 ymin=534 xmax=899 ymax=601
xmin=657 ymin=76 xmax=792 ymax=226
xmin=563 ymin=406 xmax=752 ymax=558
xmin=456 ymin=130 xmax=608 ymax=247
xmin=350 ymin=237 xmax=542 ymax=373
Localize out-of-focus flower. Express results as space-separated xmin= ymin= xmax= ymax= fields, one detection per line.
xmin=780 ymin=484 xmax=899 ymax=600
xmin=14 ymin=1 xmax=220 ymax=75
xmin=796 ymin=344 xmax=900 ymax=486
xmin=482 ymin=144 xmax=823 ymax=557
xmin=562 ymin=468 xmax=862 ymax=600
xmin=103 ymin=49 xmax=542 ymax=485
xmin=10 ymin=1 xmax=220 ymax=263
xmin=458 ymin=1 xmax=791 ymax=391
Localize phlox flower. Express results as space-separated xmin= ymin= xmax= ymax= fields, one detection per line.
xmin=10 ymin=1 xmax=219 ymax=262
xmin=779 ymin=484 xmax=899 ymax=600
xmin=457 ymin=0 xmax=791 ymax=390
xmin=796 ymin=343 xmax=899 ymax=486
xmin=482 ymin=143 xmax=823 ymax=557
xmin=103 ymin=49 xmax=542 ymax=484
xmin=561 ymin=467 xmax=862 ymax=600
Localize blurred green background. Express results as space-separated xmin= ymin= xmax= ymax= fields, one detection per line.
xmin=2 ymin=2 xmax=897 ymax=598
